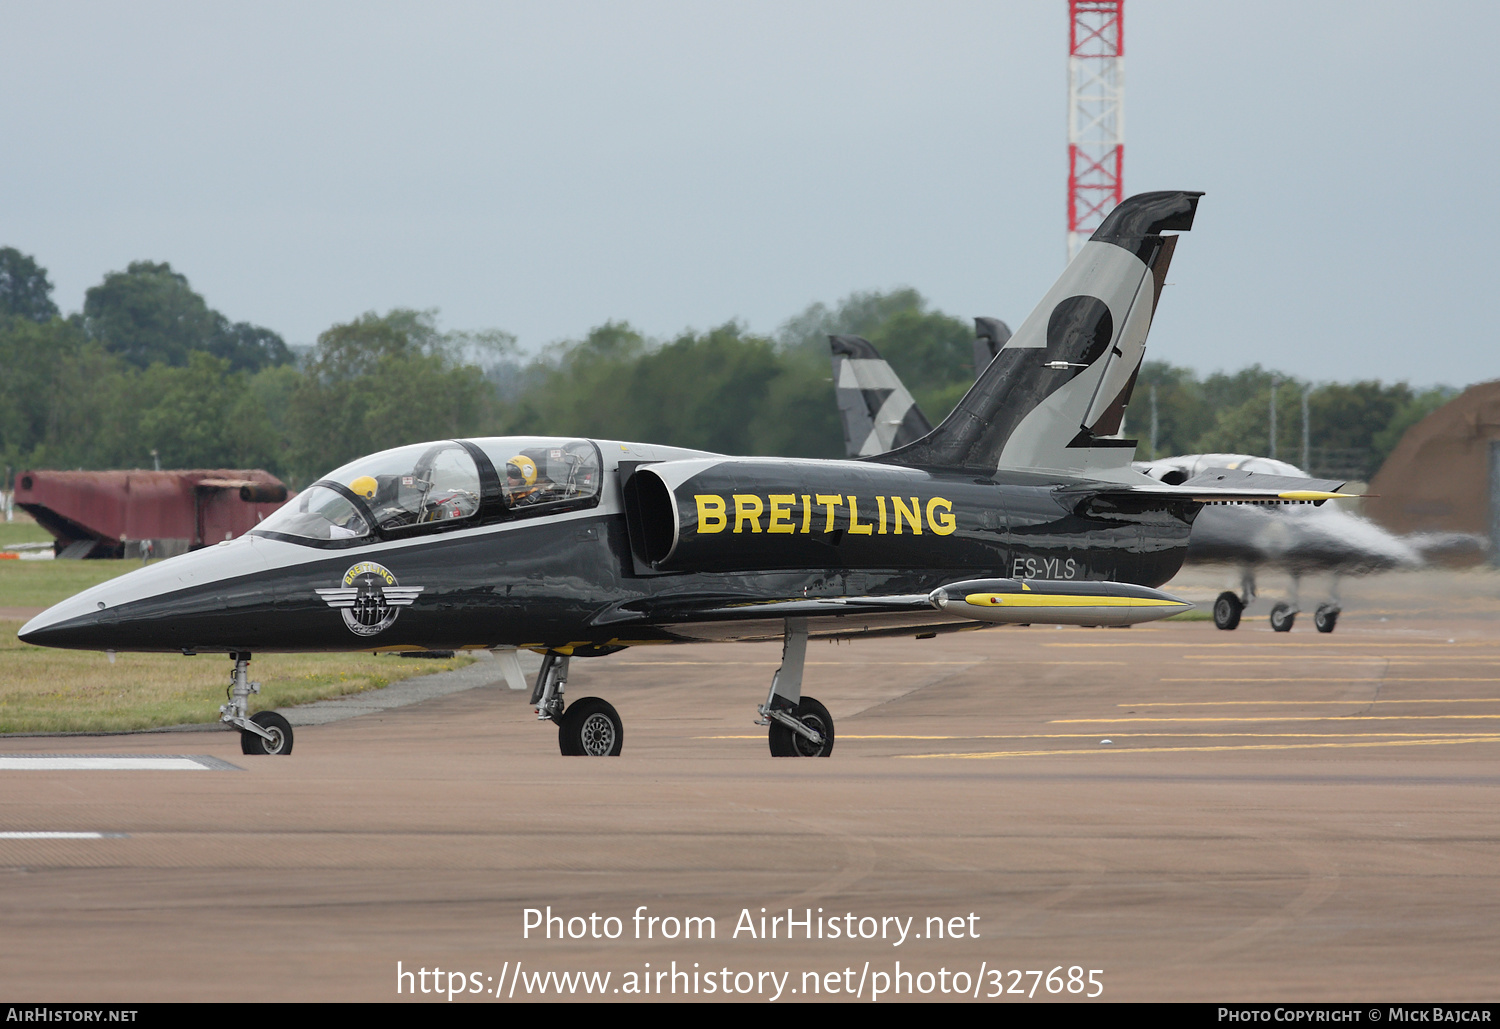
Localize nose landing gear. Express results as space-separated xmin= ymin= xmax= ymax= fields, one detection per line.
xmin=222 ymin=652 xmax=295 ymax=755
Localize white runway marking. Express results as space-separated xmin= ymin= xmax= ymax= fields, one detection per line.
xmin=0 ymin=755 xmax=240 ymax=771
xmin=0 ymin=832 xmax=127 ymax=839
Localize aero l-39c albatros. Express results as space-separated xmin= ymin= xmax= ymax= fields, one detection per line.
xmin=20 ymin=191 xmax=1355 ymax=759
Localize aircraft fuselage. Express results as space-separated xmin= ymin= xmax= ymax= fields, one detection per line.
xmin=20 ymin=442 xmax=1195 ymax=655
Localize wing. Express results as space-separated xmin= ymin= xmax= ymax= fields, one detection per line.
xmin=314 ymin=588 xmax=359 ymax=609
xmin=383 ymin=587 xmax=425 ymax=607
xmin=591 ymin=578 xmax=1190 ymax=643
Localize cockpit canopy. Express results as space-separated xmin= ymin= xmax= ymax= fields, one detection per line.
xmin=253 ymin=437 xmax=602 ymax=544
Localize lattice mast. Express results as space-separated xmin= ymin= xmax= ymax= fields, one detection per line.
xmin=1067 ymin=1 xmax=1124 ymax=262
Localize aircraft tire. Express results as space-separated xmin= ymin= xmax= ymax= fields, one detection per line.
xmin=557 ymin=697 xmax=623 ymax=757
xmin=1213 ymin=592 xmax=1243 ymax=631
xmin=1314 ymin=604 xmax=1340 ymax=633
xmin=240 ymin=711 xmax=294 ymax=755
xmin=1270 ymin=603 xmax=1296 ymax=633
xmin=768 ymin=696 xmax=835 ymax=757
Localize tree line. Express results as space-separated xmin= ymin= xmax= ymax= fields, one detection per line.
xmin=0 ymin=246 xmax=1453 ymax=488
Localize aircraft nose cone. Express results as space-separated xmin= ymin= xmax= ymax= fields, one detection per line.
xmin=16 ymin=535 xmax=275 ymax=652
xmin=19 ymin=598 xmax=114 ymax=650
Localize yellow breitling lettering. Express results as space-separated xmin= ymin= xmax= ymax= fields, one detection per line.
xmin=801 ymin=494 xmax=812 ymax=533
xmin=695 ymin=495 xmax=727 ymax=533
xmin=876 ymin=495 xmax=888 ymax=534
xmin=815 ymin=494 xmax=844 ymax=532
xmin=733 ymin=494 xmax=764 ymax=533
xmin=767 ymin=494 xmax=796 ymax=533
xmin=892 ymin=496 xmax=922 ymax=535
xmin=927 ymin=497 xmax=956 ymax=535
xmin=848 ymin=495 xmax=873 ymax=535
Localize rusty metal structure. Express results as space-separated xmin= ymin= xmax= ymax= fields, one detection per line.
xmin=14 ymin=469 xmax=289 ymax=559
xmin=1366 ymin=382 xmax=1500 ymax=564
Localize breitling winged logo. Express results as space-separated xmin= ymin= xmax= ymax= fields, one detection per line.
xmin=315 ymin=561 xmax=424 ymax=637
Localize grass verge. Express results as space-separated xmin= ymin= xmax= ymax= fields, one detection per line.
xmin=0 ymin=518 xmax=52 ymax=549
xmin=0 ymin=620 xmax=473 ymax=733
xmin=0 ymin=559 xmax=148 ymax=609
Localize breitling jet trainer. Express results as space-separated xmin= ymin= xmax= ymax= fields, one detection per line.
xmin=19 ymin=191 xmax=1356 ymax=759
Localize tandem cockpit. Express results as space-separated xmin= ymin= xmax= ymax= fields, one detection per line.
xmin=252 ymin=437 xmax=603 ymax=545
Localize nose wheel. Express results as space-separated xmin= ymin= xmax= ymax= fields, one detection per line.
xmin=221 ymin=652 xmax=295 ymax=756
xmin=241 ymin=710 xmax=294 ymax=755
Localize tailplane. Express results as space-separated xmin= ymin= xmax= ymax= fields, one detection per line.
xmin=879 ymin=190 xmax=1201 ymax=476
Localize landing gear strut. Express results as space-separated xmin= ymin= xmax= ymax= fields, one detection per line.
xmin=222 ymin=652 xmax=293 ymax=755
xmin=756 ymin=618 xmax=834 ymax=757
xmin=532 ymin=651 xmax=624 ymax=756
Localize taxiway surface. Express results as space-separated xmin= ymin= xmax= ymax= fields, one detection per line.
xmin=2 ymin=568 xmax=1498 ymax=1002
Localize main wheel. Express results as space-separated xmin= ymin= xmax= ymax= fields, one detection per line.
xmin=240 ymin=711 xmax=293 ymax=755
xmin=768 ymin=696 xmax=835 ymax=757
xmin=1213 ymin=591 xmax=1243 ymax=631
xmin=557 ymin=697 xmax=623 ymax=756
xmin=1269 ymin=602 xmax=1296 ymax=633
xmin=1314 ymin=604 xmax=1340 ymax=633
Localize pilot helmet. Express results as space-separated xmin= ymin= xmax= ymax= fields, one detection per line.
xmin=506 ymin=455 xmax=538 ymax=487
xmin=348 ymin=475 xmax=378 ymax=500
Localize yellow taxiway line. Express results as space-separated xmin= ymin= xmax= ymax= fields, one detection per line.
xmin=1050 ymin=714 xmax=1500 ymax=724
xmin=699 ymin=731 xmax=1500 ymax=741
xmin=1162 ymin=677 xmax=1500 ymax=683
xmin=900 ymin=736 xmax=1500 ymax=760
xmin=1122 ymin=698 xmax=1500 ymax=707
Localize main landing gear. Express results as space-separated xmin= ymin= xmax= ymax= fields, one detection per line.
xmin=527 ymin=624 xmax=839 ymax=758
xmin=1213 ymin=572 xmax=1340 ymax=634
xmin=222 ymin=652 xmax=294 ymax=755
xmin=532 ymin=651 xmax=623 ymax=756
xmin=756 ymin=618 xmax=835 ymax=757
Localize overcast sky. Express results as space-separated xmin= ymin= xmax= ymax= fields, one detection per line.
xmin=4 ymin=1 xmax=1496 ymax=385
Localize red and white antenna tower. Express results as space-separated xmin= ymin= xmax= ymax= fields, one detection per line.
xmin=1067 ymin=0 xmax=1124 ymax=262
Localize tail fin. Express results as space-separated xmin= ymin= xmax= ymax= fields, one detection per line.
xmin=829 ymin=335 xmax=933 ymax=457
xmin=878 ymin=190 xmax=1201 ymax=475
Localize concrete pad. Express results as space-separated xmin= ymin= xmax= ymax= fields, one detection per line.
xmin=0 ymin=568 xmax=1497 ymax=1002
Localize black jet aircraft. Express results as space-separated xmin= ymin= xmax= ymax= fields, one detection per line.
xmin=19 ymin=191 xmax=1354 ymax=759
